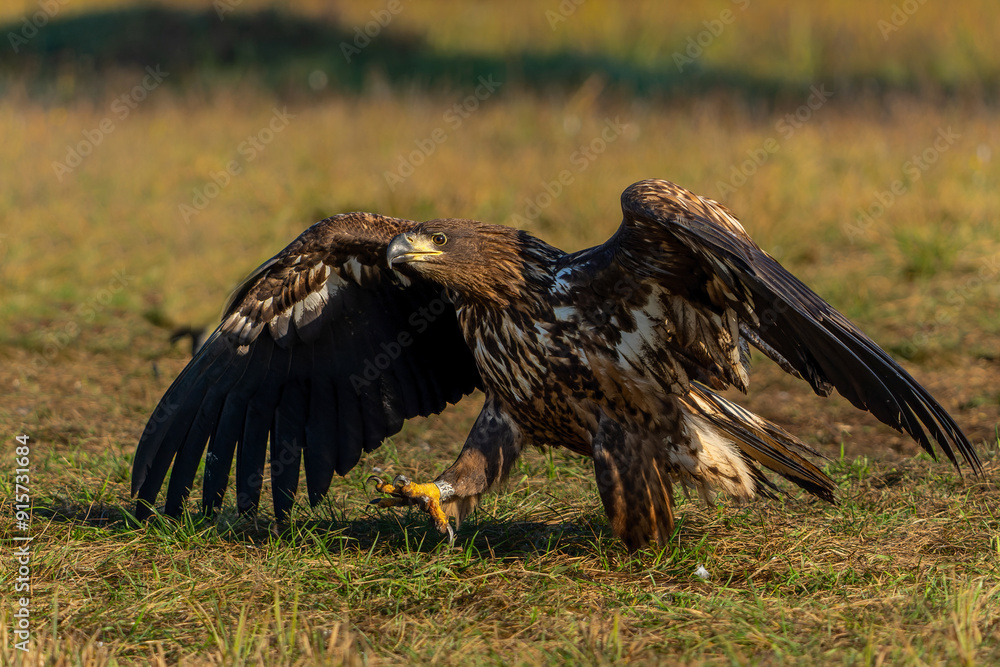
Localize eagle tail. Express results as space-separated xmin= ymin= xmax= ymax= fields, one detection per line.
xmin=681 ymin=385 xmax=837 ymax=503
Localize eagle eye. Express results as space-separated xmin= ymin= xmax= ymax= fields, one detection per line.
xmin=431 ymin=233 xmax=448 ymax=246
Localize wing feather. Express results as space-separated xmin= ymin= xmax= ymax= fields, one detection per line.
xmin=271 ymin=379 xmax=307 ymax=521
xmin=132 ymin=212 xmax=482 ymax=519
xmin=609 ymin=179 xmax=979 ymax=474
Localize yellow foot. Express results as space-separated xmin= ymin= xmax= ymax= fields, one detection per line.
xmin=368 ymin=474 xmax=455 ymax=541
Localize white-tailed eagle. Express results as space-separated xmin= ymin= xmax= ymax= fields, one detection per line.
xmin=132 ymin=179 xmax=981 ymax=549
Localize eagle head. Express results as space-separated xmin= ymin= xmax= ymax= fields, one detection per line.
xmin=387 ymin=219 xmax=531 ymax=306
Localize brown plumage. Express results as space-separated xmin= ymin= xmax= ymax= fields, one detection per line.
xmin=132 ymin=179 xmax=981 ymax=550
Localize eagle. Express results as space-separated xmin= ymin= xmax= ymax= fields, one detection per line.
xmin=132 ymin=179 xmax=981 ymax=550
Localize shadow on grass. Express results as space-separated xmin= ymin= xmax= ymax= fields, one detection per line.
xmin=36 ymin=498 xmax=674 ymax=564
xmin=1 ymin=5 xmax=984 ymax=103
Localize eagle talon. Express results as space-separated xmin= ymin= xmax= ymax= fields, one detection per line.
xmin=368 ymin=474 xmax=404 ymax=496
xmin=369 ymin=474 xmax=454 ymax=537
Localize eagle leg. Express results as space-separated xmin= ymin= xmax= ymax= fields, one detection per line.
xmin=431 ymin=395 xmax=524 ymax=528
xmin=368 ymin=474 xmax=456 ymax=541
xmin=592 ymin=414 xmax=676 ymax=551
xmin=368 ymin=394 xmax=523 ymax=542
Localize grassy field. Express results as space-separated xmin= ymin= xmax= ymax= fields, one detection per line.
xmin=1 ymin=1 xmax=1000 ymax=664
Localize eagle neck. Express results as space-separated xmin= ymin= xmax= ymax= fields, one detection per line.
xmin=449 ymin=233 xmax=561 ymax=312
xmin=450 ymin=253 xmax=556 ymax=341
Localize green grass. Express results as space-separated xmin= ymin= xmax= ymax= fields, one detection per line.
xmin=2 ymin=445 xmax=998 ymax=665
xmin=2 ymin=0 xmax=1000 ymax=664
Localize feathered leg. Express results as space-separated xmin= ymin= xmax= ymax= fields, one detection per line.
xmin=592 ymin=413 xmax=677 ymax=551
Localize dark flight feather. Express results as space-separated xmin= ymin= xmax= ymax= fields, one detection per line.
xmin=615 ymin=180 xmax=979 ymax=474
xmin=132 ymin=212 xmax=481 ymax=519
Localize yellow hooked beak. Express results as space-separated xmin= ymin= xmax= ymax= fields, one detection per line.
xmin=387 ymin=233 xmax=444 ymax=268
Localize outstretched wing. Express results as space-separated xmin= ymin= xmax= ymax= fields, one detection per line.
xmin=132 ymin=212 xmax=481 ymax=520
xmin=580 ymin=179 xmax=979 ymax=473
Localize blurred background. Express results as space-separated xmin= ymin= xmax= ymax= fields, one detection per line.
xmin=2 ymin=0 xmax=1000 ymax=477
xmin=2 ymin=3 xmax=1000 ymax=662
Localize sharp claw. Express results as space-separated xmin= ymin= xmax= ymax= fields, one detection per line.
xmin=368 ymin=475 xmax=455 ymax=541
xmin=367 ymin=474 xmax=399 ymax=495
